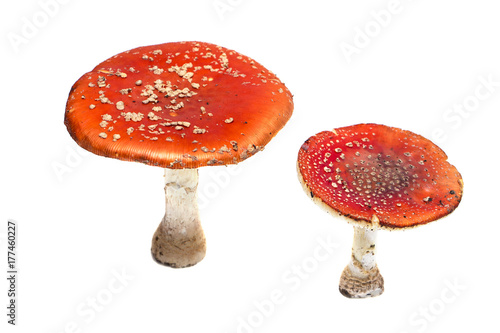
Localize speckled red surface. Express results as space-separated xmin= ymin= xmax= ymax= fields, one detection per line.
xmin=65 ymin=41 xmax=293 ymax=168
xmin=298 ymin=124 xmax=463 ymax=228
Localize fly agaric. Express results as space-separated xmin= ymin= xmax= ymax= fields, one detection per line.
xmin=297 ymin=124 xmax=463 ymax=298
xmin=65 ymin=41 xmax=293 ymax=268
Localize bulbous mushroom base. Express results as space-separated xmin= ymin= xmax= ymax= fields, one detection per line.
xmin=339 ymin=257 xmax=384 ymax=298
xmin=151 ymin=168 xmax=206 ymax=268
xmin=151 ymin=222 xmax=206 ymax=268
xmin=339 ymin=227 xmax=384 ymax=298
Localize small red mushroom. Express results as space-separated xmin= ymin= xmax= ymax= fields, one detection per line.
xmin=65 ymin=41 xmax=294 ymax=268
xmin=297 ymin=124 xmax=463 ymax=298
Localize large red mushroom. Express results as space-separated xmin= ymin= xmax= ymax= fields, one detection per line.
xmin=297 ymin=124 xmax=463 ymax=298
xmin=65 ymin=41 xmax=293 ymax=268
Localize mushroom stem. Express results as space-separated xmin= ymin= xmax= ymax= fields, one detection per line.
xmin=151 ymin=168 xmax=206 ymax=268
xmin=339 ymin=226 xmax=384 ymax=298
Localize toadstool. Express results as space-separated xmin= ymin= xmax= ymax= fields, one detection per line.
xmin=65 ymin=41 xmax=293 ymax=268
xmin=297 ymin=123 xmax=463 ymax=298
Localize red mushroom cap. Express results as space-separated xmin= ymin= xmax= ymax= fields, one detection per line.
xmin=65 ymin=41 xmax=293 ymax=168
xmin=297 ymin=124 xmax=463 ymax=229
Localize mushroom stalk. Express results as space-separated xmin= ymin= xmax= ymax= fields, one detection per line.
xmin=339 ymin=226 xmax=384 ymax=298
xmin=151 ymin=168 xmax=206 ymax=268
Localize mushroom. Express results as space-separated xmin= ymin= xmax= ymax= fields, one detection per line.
xmin=65 ymin=41 xmax=294 ymax=268
xmin=297 ymin=124 xmax=463 ymax=298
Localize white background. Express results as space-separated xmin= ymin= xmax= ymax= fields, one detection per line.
xmin=1 ymin=0 xmax=499 ymax=332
